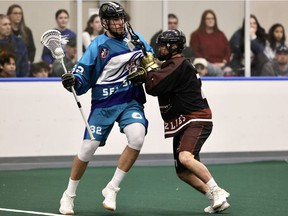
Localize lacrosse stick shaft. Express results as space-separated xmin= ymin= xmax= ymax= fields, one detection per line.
xmin=40 ymin=29 xmax=95 ymax=140
xmin=126 ymin=22 xmax=147 ymax=56
xmin=61 ymin=59 xmax=95 ymax=140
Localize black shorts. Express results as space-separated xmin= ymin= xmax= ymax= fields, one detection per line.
xmin=173 ymin=121 xmax=213 ymax=173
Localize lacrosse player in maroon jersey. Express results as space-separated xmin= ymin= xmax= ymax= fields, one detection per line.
xmin=128 ymin=29 xmax=231 ymax=214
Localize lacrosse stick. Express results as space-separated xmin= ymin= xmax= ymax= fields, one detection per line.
xmin=41 ymin=29 xmax=95 ymax=140
xmin=125 ymin=22 xmax=147 ymax=56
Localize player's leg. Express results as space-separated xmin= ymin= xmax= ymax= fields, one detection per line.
xmin=102 ymin=101 xmax=147 ymax=211
xmin=177 ymin=170 xmax=209 ymax=193
xmin=179 ymin=151 xmax=230 ymax=204
xmin=59 ymin=139 xmax=101 ymax=215
xmin=179 ymin=151 xmax=212 ymax=183
xmin=102 ymin=123 xmax=146 ymax=211
xmin=173 ymin=123 xmax=230 ymax=211
xmin=176 ymin=169 xmax=230 ymax=213
xmin=179 ymin=152 xmax=230 ymax=209
xmin=173 ymin=135 xmax=212 ymax=198
xmin=59 ymin=106 xmax=111 ymax=215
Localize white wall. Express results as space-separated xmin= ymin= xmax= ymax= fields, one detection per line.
xmin=1 ymin=79 xmax=288 ymax=158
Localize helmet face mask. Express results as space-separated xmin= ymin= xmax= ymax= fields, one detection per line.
xmin=99 ymin=2 xmax=126 ymax=38
xmin=156 ymin=29 xmax=186 ymax=61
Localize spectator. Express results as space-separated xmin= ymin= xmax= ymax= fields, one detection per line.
xmin=52 ymin=37 xmax=77 ymax=77
xmin=229 ymin=14 xmax=268 ymax=76
xmin=82 ymin=14 xmax=104 ymax=52
xmin=150 ymin=14 xmax=193 ymax=59
xmin=41 ymin=9 xmax=76 ymax=66
xmin=150 ymin=13 xmax=178 ymax=56
xmin=30 ymin=61 xmax=50 ymax=77
xmin=261 ymin=45 xmax=288 ymax=76
xmin=193 ymin=57 xmax=232 ymax=77
xmin=264 ymin=23 xmax=286 ymax=61
xmin=0 ymin=51 xmax=16 ymax=77
xmin=7 ymin=4 xmax=36 ymax=63
xmin=189 ymin=9 xmax=231 ymax=72
xmin=193 ymin=58 xmax=209 ymax=76
xmin=0 ymin=14 xmax=30 ymax=77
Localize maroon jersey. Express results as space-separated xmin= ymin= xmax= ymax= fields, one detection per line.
xmin=145 ymin=56 xmax=212 ymax=137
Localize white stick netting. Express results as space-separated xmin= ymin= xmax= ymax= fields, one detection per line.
xmin=40 ymin=29 xmax=68 ymax=59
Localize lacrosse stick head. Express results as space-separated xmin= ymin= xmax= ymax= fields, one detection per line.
xmin=41 ymin=29 xmax=68 ymax=60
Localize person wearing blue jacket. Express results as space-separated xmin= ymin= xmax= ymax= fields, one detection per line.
xmin=0 ymin=14 xmax=30 ymax=77
xmin=41 ymin=9 xmax=76 ymax=66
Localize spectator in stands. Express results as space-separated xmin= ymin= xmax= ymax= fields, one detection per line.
xmin=41 ymin=9 xmax=76 ymax=66
xmin=193 ymin=57 xmax=233 ymax=77
xmin=0 ymin=14 xmax=30 ymax=77
xmin=150 ymin=13 xmax=178 ymax=56
xmin=0 ymin=51 xmax=16 ymax=77
xmin=193 ymin=58 xmax=209 ymax=77
xmin=30 ymin=61 xmax=50 ymax=77
xmin=261 ymin=45 xmax=288 ymax=76
xmin=229 ymin=14 xmax=268 ymax=76
xmin=264 ymin=23 xmax=286 ymax=61
xmin=82 ymin=14 xmax=104 ymax=52
xmin=52 ymin=37 xmax=77 ymax=77
xmin=189 ymin=9 xmax=231 ymax=73
xmin=7 ymin=4 xmax=36 ymax=63
xmin=150 ymin=13 xmax=194 ymax=59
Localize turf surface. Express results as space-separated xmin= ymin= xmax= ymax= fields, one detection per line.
xmin=0 ymin=161 xmax=287 ymax=216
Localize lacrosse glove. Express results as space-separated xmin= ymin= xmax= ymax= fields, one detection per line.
xmin=61 ymin=72 xmax=75 ymax=92
xmin=141 ymin=52 xmax=159 ymax=72
xmin=128 ymin=66 xmax=147 ymax=84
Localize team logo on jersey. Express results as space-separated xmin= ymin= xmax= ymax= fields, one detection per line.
xmin=100 ymin=48 xmax=109 ymax=59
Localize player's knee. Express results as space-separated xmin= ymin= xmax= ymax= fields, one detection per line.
xmin=175 ymin=161 xmax=188 ymax=177
xmin=178 ymin=151 xmax=193 ymax=166
xmin=78 ymin=140 xmax=100 ymax=162
xmin=127 ymin=134 xmax=145 ymax=150
xmin=125 ymin=123 xmax=145 ymax=151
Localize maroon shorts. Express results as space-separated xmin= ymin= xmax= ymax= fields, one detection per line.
xmin=173 ymin=121 xmax=213 ymax=173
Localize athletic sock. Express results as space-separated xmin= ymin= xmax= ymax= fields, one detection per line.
xmin=109 ymin=167 xmax=127 ymax=189
xmin=206 ymin=178 xmax=218 ymax=190
xmin=65 ymin=178 xmax=80 ymax=197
